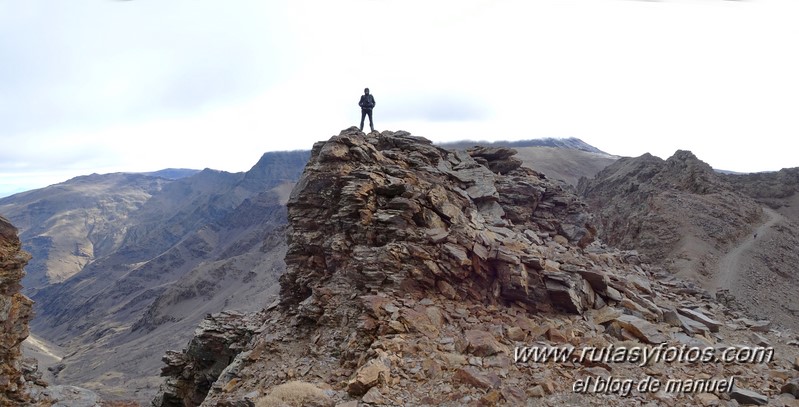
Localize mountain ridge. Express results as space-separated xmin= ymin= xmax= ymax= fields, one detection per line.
xmin=438 ymin=136 xmax=611 ymax=155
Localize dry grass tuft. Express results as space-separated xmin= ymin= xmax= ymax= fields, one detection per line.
xmin=255 ymin=381 xmax=333 ymax=407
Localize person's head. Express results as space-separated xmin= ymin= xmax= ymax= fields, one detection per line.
xmin=364 ymin=88 xmax=370 ymax=95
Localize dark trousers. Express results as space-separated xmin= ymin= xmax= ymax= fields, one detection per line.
xmin=360 ymin=109 xmax=374 ymax=131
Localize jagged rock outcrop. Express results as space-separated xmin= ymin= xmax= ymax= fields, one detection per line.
xmin=279 ymin=128 xmax=597 ymax=315
xmin=153 ymin=310 xmax=263 ymax=407
xmin=0 ymin=216 xmax=35 ymax=404
xmin=578 ymin=151 xmax=762 ymax=278
xmin=155 ymin=130 xmax=799 ymax=406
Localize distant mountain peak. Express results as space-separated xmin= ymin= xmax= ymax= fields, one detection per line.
xmin=438 ymin=136 xmax=609 ymax=155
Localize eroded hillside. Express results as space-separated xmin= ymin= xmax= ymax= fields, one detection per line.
xmin=579 ymin=152 xmax=799 ymax=331
xmin=578 ymin=151 xmax=762 ymax=281
xmin=0 ymin=151 xmax=309 ymax=401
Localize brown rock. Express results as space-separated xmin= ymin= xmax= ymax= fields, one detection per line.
xmin=437 ymin=280 xmax=459 ymax=300
xmin=770 ymin=369 xmax=793 ymax=381
xmin=452 ymin=367 xmax=500 ymax=389
xmin=362 ymin=295 xmax=394 ymax=318
xmin=506 ymin=326 xmax=526 ymax=342
xmin=361 ymin=387 xmax=386 ymax=404
xmin=614 ymin=314 xmax=668 ymax=344
xmin=621 ymin=297 xmax=659 ymax=321
xmin=527 ymin=385 xmax=545 ymax=397
xmin=400 ymin=307 xmax=439 ymax=338
xmin=441 ymin=352 xmax=467 ymax=368
xmin=387 ymin=320 xmax=406 ymax=333
xmin=590 ymin=306 xmax=623 ymax=325
xmin=677 ymin=308 xmax=722 ymax=332
xmin=425 ymin=306 xmax=446 ymax=328
xmin=483 ymin=355 xmax=511 ymax=369
xmin=480 ymin=390 xmax=501 ymax=406
xmin=546 ymin=327 xmax=569 ymax=343
xmin=514 ymin=315 xmax=539 ymax=333
xmin=500 ymin=387 xmax=526 ymax=405
xmin=422 ymin=359 xmax=442 ymax=379
xmin=465 ymin=330 xmax=507 ymax=357
xmin=694 ymin=393 xmax=720 ymax=406
xmin=443 ymin=243 xmax=471 ymax=267
xmin=318 ymin=141 xmax=351 ymax=162
xmin=346 ymin=355 xmax=391 ymax=396
xmin=664 ymin=309 xmax=710 ymax=335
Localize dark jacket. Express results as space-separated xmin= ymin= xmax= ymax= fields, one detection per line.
xmin=359 ymin=94 xmax=376 ymax=110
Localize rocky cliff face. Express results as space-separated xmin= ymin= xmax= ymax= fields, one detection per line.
xmin=0 ymin=216 xmax=34 ymax=404
xmin=154 ymin=129 xmax=799 ymax=407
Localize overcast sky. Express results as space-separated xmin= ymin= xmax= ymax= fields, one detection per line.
xmin=1 ymin=0 xmax=798 ymax=197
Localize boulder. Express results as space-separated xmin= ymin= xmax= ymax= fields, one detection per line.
xmin=347 ymin=354 xmax=392 ymax=396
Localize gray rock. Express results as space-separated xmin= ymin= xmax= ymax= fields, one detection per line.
xmin=781 ymin=378 xmax=799 ymax=398
xmin=729 ymin=387 xmax=768 ymax=405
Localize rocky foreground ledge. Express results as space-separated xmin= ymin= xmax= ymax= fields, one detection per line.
xmin=154 ymin=128 xmax=799 ymax=406
xmin=1 ymin=216 xmax=36 ymax=404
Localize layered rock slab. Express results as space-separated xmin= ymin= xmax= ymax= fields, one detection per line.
xmin=279 ymin=128 xmax=598 ymax=315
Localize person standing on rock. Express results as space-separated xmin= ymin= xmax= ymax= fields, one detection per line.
xmin=358 ymin=87 xmax=376 ymax=132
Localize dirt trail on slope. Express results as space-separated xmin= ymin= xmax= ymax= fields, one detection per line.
xmin=714 ymin=206 xmax=781 ymax=290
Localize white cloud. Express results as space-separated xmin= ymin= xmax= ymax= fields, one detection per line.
xmin=1 ymin=0 xmax=798 ymax=197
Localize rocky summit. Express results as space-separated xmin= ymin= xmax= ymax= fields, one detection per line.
xmin=154 ymin=128 xmax=799 ymax=406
